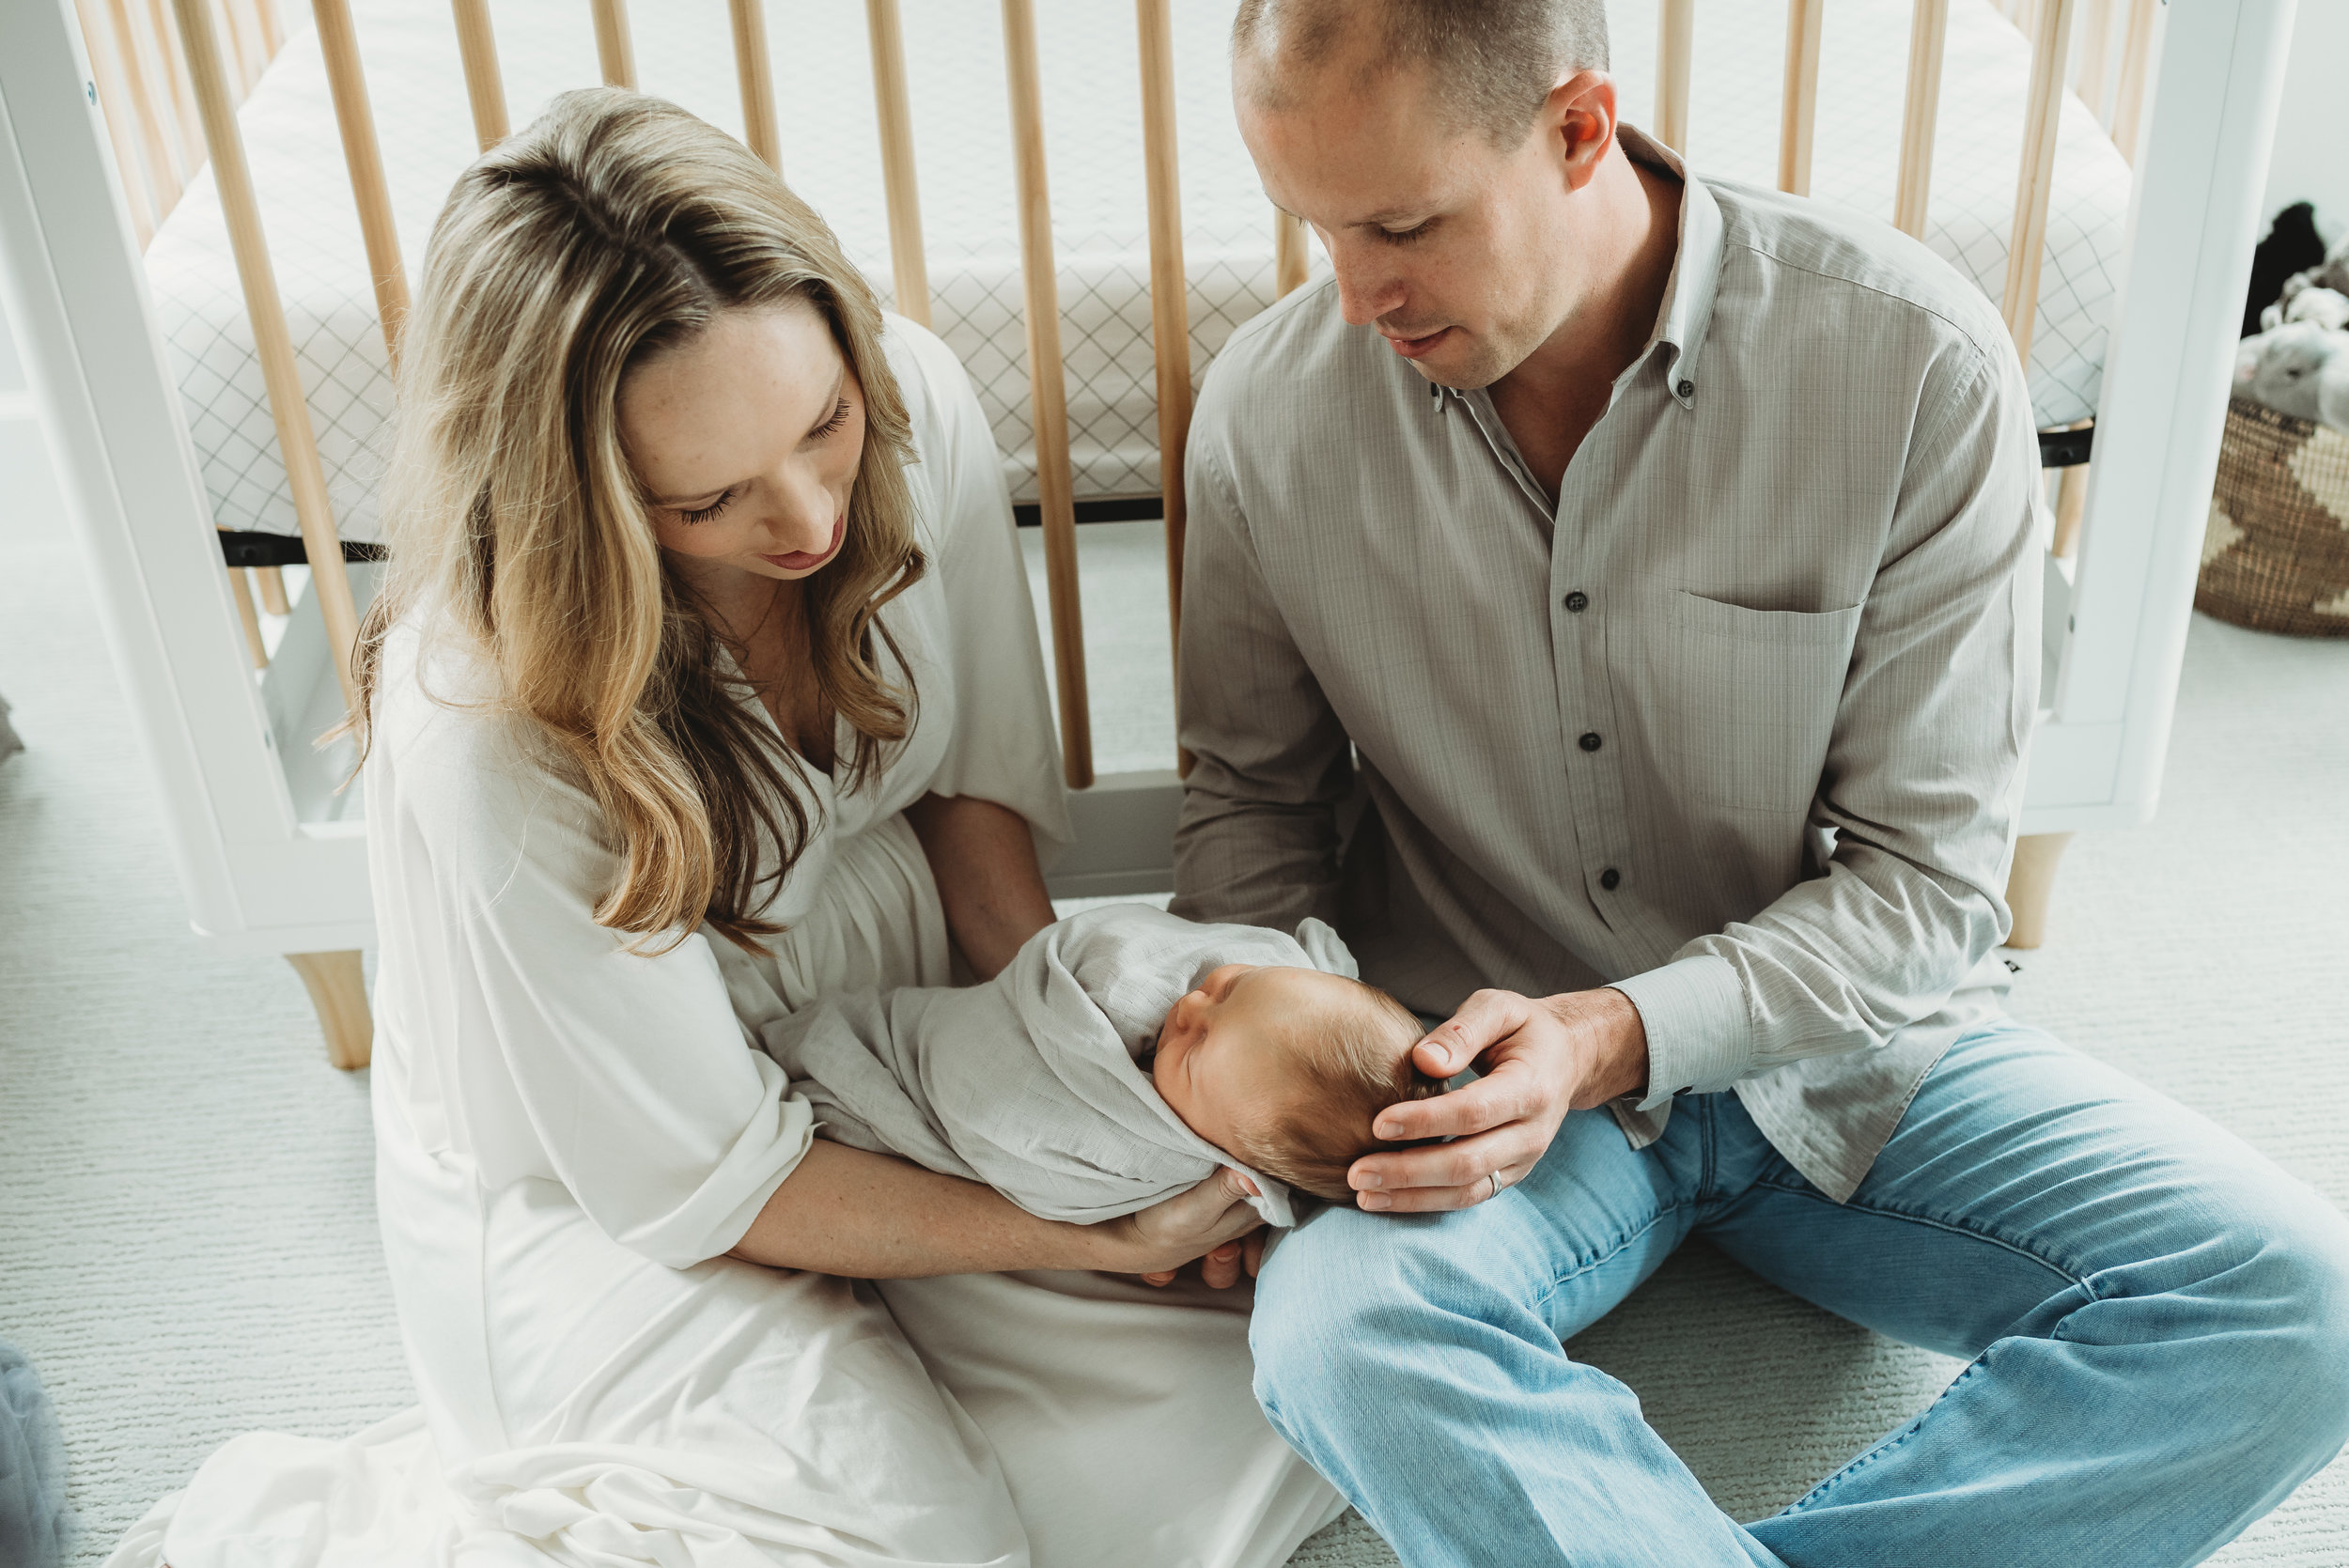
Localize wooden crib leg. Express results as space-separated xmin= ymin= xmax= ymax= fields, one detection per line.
xmin=2004 ymin=831 xmax=2075 ymax=950
xmin=254 ymin=565 xmax=291 ymax=615
xmin=287 ymin=950 xmax=372 ymax=1070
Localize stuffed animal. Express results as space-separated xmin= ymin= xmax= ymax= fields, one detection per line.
xmin=2235 ymin=321 xmax=2349 ymax=430
xmin=2260 ymin=284 xmax=2349 ymax=334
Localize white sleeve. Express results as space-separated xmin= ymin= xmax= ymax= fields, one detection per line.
xmin=401 ymin=721 xmax=815 ymax=1268
xmin=884 ymin=316 xmax=1075 ymax=860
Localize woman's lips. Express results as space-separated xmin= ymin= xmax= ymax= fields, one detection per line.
xmin=1383 ymin=326 xmax=1453 ymax=360
xmin=762 ymin=515 xmax=846 ymax=573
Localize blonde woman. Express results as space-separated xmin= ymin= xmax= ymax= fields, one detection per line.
xmin=104 ymin=90 xmax=1342 ymax=1568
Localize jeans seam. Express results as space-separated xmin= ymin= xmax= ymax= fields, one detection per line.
xmin=1750 ymin=1175 xmax=2094 ymax=1290
xmin=1778 ymin=1358 xmax=1991 ymax=1514
xmin=1531 ymin=1200 xmax=1693 ymax=1316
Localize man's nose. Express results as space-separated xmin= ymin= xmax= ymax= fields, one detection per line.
xmin=1331 ymin=254 xmax=1405 ymax=329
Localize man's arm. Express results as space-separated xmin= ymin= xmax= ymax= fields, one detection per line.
xmin=1169 ymin=434 xmax=1354 ymax=930
xmin=1359 ymin=336 xmax=2043 ymax=1210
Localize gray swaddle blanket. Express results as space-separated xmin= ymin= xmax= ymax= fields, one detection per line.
xmin=756 ymin=903 xmax=1361 ymax=1228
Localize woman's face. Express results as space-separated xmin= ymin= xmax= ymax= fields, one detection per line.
xmin=619 ymin=301 xmax=867 ymax=585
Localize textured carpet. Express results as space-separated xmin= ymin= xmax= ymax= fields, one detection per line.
xmin=3 ymin=478 xmax=2345 ymax=1564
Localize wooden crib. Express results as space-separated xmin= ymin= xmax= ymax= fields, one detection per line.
xmin=0 ymin=0 xmax=2299 ymax=1069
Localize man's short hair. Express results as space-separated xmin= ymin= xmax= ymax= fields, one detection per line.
xmin=1233 ymin=0 xmax=1610 ymax=147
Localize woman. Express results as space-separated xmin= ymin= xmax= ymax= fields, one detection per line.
xmin=109 ymin=90 xmax=1342 ymax=1568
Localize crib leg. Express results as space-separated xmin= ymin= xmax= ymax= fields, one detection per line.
xmin=2004 ymin=831 xmax=2074 ymax=950
xmin=287 ymin=950 xmax=372 ymax=1070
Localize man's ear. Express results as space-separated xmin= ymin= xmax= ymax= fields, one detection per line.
xmin=1546 ymin=69 xmax=1619 ymax=194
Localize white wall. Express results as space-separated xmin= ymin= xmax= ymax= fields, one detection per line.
xmin=2262 ymin=0 xmax=2349 ymax=246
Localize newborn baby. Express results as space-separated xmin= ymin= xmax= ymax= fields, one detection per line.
xmin=754 ymin=903 xmax=1435 ymax=1227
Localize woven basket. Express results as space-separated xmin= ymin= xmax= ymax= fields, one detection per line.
xmin=2197 ymin=399 xmax=2349 ymax=638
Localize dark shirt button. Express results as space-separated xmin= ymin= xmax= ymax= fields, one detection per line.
xmin=1563 ymin=590 xmax=1590 ymax=613
xmin=1579 ymin=731 xmax=1603 ymax=753
xmin=1676 ymin=379 xmax=1695 ymax=397
xmin=1598 ymin=867 xmax=1622 ymax=891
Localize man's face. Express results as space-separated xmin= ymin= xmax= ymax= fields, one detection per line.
xmin=1236 ymin=48 xmax=1612 ymax=390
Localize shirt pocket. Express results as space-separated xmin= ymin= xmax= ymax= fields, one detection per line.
xmin=1647 ymin=589 xmax=1864 ymax=815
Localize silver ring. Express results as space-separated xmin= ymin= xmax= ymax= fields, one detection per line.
xmin=1487 ymin=1170 xmax=1502 ymax=1203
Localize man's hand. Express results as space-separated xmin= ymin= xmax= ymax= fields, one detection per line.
xmin=1346 ymin=986 xmax=1649 ymax=1213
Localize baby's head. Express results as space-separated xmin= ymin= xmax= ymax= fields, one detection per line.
xmin=1148 ymin=963 xmax=1438 ymax=1203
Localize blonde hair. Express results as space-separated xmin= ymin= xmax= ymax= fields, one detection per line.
xmin=1228 ymin=980 xmax=1439 ymax=1203
xmin=346 ymin=88 xmax=926 ymax=954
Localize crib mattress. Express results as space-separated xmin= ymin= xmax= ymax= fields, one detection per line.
xmin=145 ymin=0 xmax=2133 ymax=543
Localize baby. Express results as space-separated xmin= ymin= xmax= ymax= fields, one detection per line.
xmin=755 ymin=903 xmax=1439 ymax=1227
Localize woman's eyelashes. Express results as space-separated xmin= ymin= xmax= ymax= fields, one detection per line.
xmin=809 ymin=396 xmax=853 ymax=442
xmin=673 ymin=399 xmax=850 ymax=524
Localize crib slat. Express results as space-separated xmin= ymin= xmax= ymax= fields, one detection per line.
xmin=1273 ymin=210 xmax=1309 ymax=298
xmin=1655 ymin=0 xmax=1694 ymax=155
xmin=2108 ymin=0 xmax=2155 ymax=165
xmin=864 ymin=0 xmax=929 ymax=326
xmin=1892 ymin=0 xmax=1948 ymax=239
xmin=105 ymin=0 xmax=194 ymax=228
xmin=1000 ymin=0 xmax=1093 ymax=790
xmin=169 ymin=0 xmax=363 ymax=710
xmin=590 ymin=0 xmax=634 ymax=88
xmin=146 ymin=0 xmax=209 ymax=194
xmin=448 ymin=0 xmax=507 ymax=150
xmin=1778 ymin=0 xmax=1822 ymax=196
xmin=227 ymin=561 xmax=271 ymax=668
xmin=2073 ymin=0 xmax=2114 ymax=121
xmin=728 ymin=0 xmax=782 ymax=172
xmin=311 ymin=0 xmax=409 ymax=366
xmin=1136 ymin=0 xmax=1191 ymax=733
xmin=256 ymin=564 xmax=290 ymax=614
xmin=2000 ymin=0 xmax=2077 ymax=367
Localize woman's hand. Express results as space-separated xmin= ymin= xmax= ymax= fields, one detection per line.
xmin=1097 ymin=1169 xmax=1266 ymax=1285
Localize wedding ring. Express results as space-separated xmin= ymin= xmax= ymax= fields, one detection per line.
xmin=1487 ymin=1170 xmax=1502 ymax=1202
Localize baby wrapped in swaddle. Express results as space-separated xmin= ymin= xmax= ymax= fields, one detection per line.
xmin=754 ymin=903 xmax=1436 ymax=1228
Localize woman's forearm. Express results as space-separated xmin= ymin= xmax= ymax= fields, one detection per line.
xmin=903 ymin=793 xmax=1055 ymax=978
xmin=729 ymin=1141 xmax=1114 ymax=1277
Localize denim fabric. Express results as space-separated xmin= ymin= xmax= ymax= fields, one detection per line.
xmin=1251 ymin=1022 xmax=2349 ymax=1567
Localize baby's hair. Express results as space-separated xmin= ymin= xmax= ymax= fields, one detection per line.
xmin=1229 ymin=978 xmax=1440 ymax=1203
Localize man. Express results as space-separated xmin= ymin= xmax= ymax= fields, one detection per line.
xmin=1169 ymin=2 xmax=2349 ymax=1563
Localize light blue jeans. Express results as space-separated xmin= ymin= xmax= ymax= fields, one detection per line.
xmin=1250 ymin=1021 xmax=2349 ymax=1567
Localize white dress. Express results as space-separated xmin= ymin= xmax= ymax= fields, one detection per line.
xmin=103 ymin=319 xmax=1343 ymax=1568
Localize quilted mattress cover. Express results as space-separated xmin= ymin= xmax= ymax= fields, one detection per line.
xmin=143 ymin=0 xmax=2134 ymax=543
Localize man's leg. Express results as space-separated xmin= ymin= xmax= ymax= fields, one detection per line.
xmin=1250 ymin=1105 xmax=1783 ymax=1568
xmin=1710 ymin=1020 xmax=2349 ymax=1567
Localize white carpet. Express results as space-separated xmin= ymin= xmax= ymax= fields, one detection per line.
xmin=3 ymin=479 xmax=2346 ymax=1563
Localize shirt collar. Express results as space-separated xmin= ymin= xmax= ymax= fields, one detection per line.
xmin=1615 ymin=123 xmax=1721 ymax=411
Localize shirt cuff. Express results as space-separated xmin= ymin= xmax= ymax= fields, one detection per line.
xmin=1610 ymin=954 xmax=1750 ymax=1112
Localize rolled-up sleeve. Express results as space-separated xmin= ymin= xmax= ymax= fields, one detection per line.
xmin=1620 ymin=338 xmax=2041 ymax=1105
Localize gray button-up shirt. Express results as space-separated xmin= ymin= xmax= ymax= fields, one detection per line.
xmin=1169 ymin=130 xmax=2041 ymax=1202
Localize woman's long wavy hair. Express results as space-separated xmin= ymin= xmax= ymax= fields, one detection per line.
xmin=346 ymin=88 xmax=926 ymax=954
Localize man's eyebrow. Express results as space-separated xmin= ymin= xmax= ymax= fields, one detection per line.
xmin=1269 ymin=195 xmax=1430 ymax=229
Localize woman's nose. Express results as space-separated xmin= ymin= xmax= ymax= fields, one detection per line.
xmin=761 ymin=461 xmax=835 ymax=554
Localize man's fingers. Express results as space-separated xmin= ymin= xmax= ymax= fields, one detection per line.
xmin=1350 ymin=1123 xmax=1542 ymax=1197
xmin=1371 ymin=1066 xmax=1534 ymax=1142
xmin=1355 ymin=1179 xmax=1493 ymax=1214
xmin=1409 ymin=989 xmax=1532 ymax=1079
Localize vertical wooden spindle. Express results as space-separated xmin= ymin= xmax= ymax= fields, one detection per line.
xmin=1000 ymin=0 xmax=1091 ymax=789
xmin=2001 ymin=0 xmax=2077 ymax=368
xmin=448 ymin=0 xmax=507 ymax=149
xmin=1273 ymin=209 xmax=1309 ymax=297
xmin=1893 ymin=0 xmax=1948 ymax=239
xmin=1778 ymin=0 xmax=1823 ymax=195
xmin=311 ymin=0 xmax=408 ymax=365
xmin=1655 ymin=0 xmax=1694 ymax=155
xmin=592 ymin=0 xmax=634 ymax=88
xmin=169 ymin=0 xmax=362 ymax=709
xmin=2108 ymin=0 xmax=2156 ymax=165
xmin=729 ymin=0 xmax=781 ymax=171
xmin=1136 ymin=0 xmax=1192 ymax=753
xmin=865 ymin=0 xmax=929 ymax=325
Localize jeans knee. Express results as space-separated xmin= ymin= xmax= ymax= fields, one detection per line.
xmin=2212 ymin=1202 xmax=2349 ymax=1464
